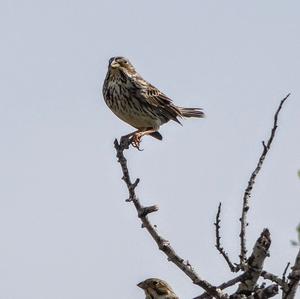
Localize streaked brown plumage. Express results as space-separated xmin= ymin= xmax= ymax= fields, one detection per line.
xmin=102 ymin=56 xmax=204 ymax=148
xmin=137 ymin=278 xmax=179 ymax=299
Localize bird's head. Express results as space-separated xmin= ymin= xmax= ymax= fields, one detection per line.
xmin=108 ymin=56 xmax=136 ymax=75
xmin=137 ymin=278 xmax=179 ymax=299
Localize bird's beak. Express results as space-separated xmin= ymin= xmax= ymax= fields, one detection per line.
xmin=110 ymin=59 xmax=120 ymax=68
xmin=137 ymin=281 xmax=146 ymax=289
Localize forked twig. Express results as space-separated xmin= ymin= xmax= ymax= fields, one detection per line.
xmin=195 ymin=95 xmax=292 ymax=299
xmin=113 ymin=94 xmax=297 ymax=298
xmin=114 ymin=138 xmax=228 ymax=299
xmin=239 ymin=93 xmax=290 ymax=264
xmin=194 ymin=273 xmax=248 ymax=299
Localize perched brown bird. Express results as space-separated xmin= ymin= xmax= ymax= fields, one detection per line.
xmin=137 ymin=278 xmax=179 ymax=299
xmin=102 ymin=56 xmax=204 ymax=148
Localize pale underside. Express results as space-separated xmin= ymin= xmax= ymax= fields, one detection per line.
xmin=111 ymin=100 xmax=162 ymax=130
xmin=105 ymin=79 xmax=164 ymax=130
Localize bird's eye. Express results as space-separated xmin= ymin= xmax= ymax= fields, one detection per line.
xmin=123 ymin=60 xmax=128 ymax=64
xmin=152 ymin=281 xmax=158 ymax=286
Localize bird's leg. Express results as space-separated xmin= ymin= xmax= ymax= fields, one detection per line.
xmin=131 ymin=129 xmax=158 ymax=150
xmin=131 ymin=131 xmax=144 ymax=151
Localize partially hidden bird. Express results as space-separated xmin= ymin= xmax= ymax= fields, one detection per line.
xmin=102 ymin=56 xmax=204 ymax=149
xmin=137 ymin=278 xmax=179 ymax=299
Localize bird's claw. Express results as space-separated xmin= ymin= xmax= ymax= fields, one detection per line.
xmin=130 ymin=133 xmax=144 ymax=151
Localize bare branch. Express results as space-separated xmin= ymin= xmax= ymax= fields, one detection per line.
xmin=114 ymin=137 xmax=228 ymax=299
xmin=189 ymin=95 xmax=291 ymax=299
xmin=195 ymin=268 xmax=289 ymax=299
xmin=282 ymin=262 xmax=291 ymax=284
xmin=236 ymin=229 xmax=271 ymax=295
xmin=245 ymin=284 xmax=279 ymax=299
xmin=113 ymin=94 xmax=292 ymax=299
xmin=261 ymin=270 xmax=288 ymax=291
xmin=283 ymin=248 xmax=300 ymax=299
xmin=215 ymin=202 xmax=238 ymax=272
xmin=239 ymin=93 xmax=290 ymax=264
xmin=194 ymin=273 xmax=249 ymax=299
xmin=138 ymin=205 xmax=159 ymax=217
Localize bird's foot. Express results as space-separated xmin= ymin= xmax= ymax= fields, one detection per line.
xmin=130 ymin=133 xmax=144 ymax=151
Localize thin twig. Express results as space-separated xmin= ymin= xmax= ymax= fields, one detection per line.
xmin=282 ymin=262 xmax=291 ymax=284
xmin=215 ymin=202 xmax=238 ymax=272
xmin=239 ymin=94 xmax=290 ymax=264
xmin=114 ymin=138 xmax=228 ymax=299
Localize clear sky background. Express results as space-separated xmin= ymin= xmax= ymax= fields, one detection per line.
xmin=0 ymin=1 xmax=299 ymax=298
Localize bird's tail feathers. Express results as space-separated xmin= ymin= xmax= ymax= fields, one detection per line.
xmin=179 ymin=107 xmax=205 ymax=118
xmin=150 ymin=131 xmax=163 ymax=140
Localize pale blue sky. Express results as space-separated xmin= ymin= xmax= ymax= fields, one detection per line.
xmin=0 ymin=1 xmax=299 ymax=298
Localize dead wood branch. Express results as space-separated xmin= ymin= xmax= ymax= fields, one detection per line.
xmin=235 ymin=229 xmax=271 ymax=295
xmin=193 ymin=273 xmax=248 ymax=299
xmin=194 ymin=95 xmax=293 ymax=298
xmin=261 ymin=270 xmax=288 ymax=291
xmin=112 ymin=94 xmax=297 ymax=299
xmin=114 ymin=138 xmax=228 ymax=299
xmin=245 ymin=284 xmax=279 ymax=299
xmin=239 ymin=93 xmax=290 ymax=264
xmin=215 ymin=202 xmax=238 ymax=272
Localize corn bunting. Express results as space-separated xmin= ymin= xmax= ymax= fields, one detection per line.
xmin=137 ymin=278 xmax=179 ymax=299
xmin=103 ymin=57 xmax=204 ymax=148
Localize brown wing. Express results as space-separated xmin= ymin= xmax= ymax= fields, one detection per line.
xmin=135 ymin=79 xmax=182 ymax=124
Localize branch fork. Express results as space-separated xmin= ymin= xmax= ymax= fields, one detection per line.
xmin=114 ymin=138 xmax=228 ymax=299
xmin=113 ymin=94 xmax=299 ymax=299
